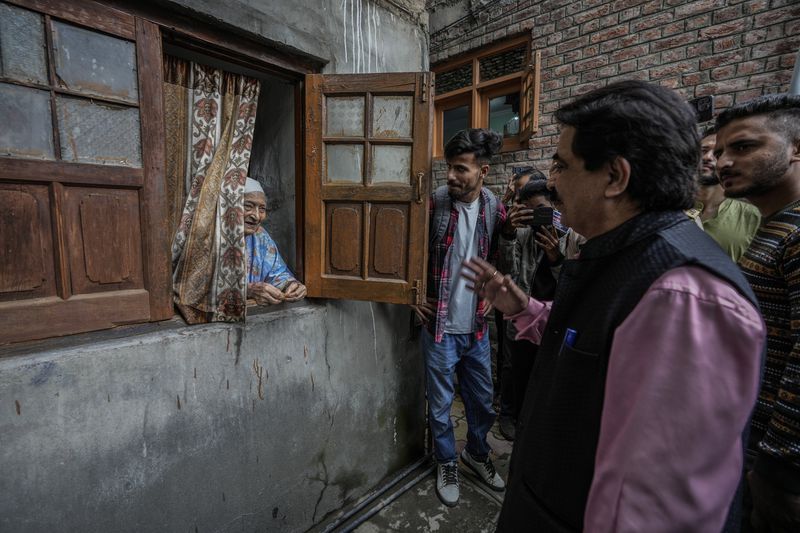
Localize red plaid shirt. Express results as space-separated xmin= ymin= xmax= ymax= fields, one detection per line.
xmin=426 ymin=188 xmax=506 ymax=342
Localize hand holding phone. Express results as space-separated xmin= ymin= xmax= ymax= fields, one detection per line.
xmin=530 ymin=206 xmax=554 ymax=227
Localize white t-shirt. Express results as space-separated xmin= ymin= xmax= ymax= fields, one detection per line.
xmin=444 ymin=198 xmax=481 ymax=334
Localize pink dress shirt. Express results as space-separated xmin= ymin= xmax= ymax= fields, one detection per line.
xmin=507 ymin=265 xmax=764 ymax=532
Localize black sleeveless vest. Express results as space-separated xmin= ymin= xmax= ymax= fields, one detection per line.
xmin=497 ymin=211 xmax=759 ymax=532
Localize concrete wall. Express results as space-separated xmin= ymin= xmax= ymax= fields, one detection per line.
xmin=159 ymin=0 xmax=430 ymax=73
xmin=1 ymin=1 xmax=430 ymax=531
xmin=428 ymin=0 xmax=800 ymax=190
xmin=1 ymin=302 xmax=425 ymax=532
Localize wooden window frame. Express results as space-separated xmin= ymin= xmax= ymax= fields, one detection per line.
xmin=432 ymin=34 xmax=540 ymax=158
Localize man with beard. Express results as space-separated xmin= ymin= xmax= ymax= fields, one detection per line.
xmin=463 ymin=81 xmax=765 ymax=531
xmin=243 ymin=177 xmax=306 ymax=305
xmin=694 ymin=126 xmax=760 ymax=262
xmin=715 ymin=94 xmax=800 ymax=532
xmin=411 ymin=128 xmax=507 ymax=507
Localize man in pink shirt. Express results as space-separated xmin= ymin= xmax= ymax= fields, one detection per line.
xmin=464 ymin=81 xmax=765 ymax=532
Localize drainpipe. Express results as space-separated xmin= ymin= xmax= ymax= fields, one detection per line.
xmin=790 ymin=47 xmax=800 ymax=96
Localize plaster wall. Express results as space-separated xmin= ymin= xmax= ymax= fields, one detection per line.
xmin=1 ymin=302 xmax=425 ymax=532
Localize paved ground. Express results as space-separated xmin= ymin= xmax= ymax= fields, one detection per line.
xmin=354 ymin=395 xmax=513 ymax=532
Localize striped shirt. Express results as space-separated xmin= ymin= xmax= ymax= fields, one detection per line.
xmin=739 ymin=200 xmax=800 ymax=478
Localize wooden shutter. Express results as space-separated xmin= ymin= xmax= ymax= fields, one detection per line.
xmin=519 ymin=50 xmax=541 ymax=144
xmin=304 ymin=73 xmax=432 ymax=305
xmin=0 ymin=0 xmax=169 ymax=344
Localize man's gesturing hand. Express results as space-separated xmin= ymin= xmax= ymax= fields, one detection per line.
xmin=461 ymin=257 xmax=528 ymax=316
xmin=411 ymin=297 xmax=436 ymax=324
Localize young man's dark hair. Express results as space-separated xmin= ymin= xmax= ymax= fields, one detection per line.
xmin=444 ymin=128 xmax=503 ymax=163
xmin=716 ymin=94 xmax=800 ymax=145
xmin=516 ymin=176 xmax=549 ymax=204
xmin=554 ymin=80 xmax=698 ymax=212
xmin=701 ymin=124 xmax=717 ymax=138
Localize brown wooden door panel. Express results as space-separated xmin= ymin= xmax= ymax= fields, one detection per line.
xmin=0 ymin=183 xmax=56 ymax=301
xmin=305 ymin=72 xmax=432 ymax=305
xmin=0 ymin=289 xmax=150 ymax=344
xmin=61 ymin=186 xmax=144 ymax=295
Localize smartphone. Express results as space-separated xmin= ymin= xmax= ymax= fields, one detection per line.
xmin=530 ymin=206 xmax=554 ymax=227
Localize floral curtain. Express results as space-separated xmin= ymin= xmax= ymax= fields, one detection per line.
xmin=166 ymin=56 xmax=260 ymax=323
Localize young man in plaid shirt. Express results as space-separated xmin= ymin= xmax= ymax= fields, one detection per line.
xmin=412 ymin=128 xmax=507 ymax=506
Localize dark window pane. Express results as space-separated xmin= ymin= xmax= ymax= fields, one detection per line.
xmin=489 ymin=92 xmax=520 ymax=137
xmin=51 ymin=21 xmax=139 ymax=104
xmin=0 ymin=2 xmax=49 ymax=85
xmin=56 ymin=96 xmax=142 ymax=167
xmin=480 ymin=46 xmax=526 ymax=82
xmin=442 ymin=105 xmax=469 ymax=148
xmin=435 ymin=63 xmax=473 ymax=96
xmin=0 ymin=83 xmax=54 ymax=160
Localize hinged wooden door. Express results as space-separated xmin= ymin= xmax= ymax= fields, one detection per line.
xmin=304 ymin=72 xmax=432 ymax=304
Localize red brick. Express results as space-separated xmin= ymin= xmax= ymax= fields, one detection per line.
xmin=581 ymin=19 xmax=600 ymax=35
xmin=563 ymin=49 xmax=583 ymax=62
xmin=714 ymin=94 xmax=733 ymax=109
xmin=555 ymin=35 xmax=589 ymax=54
xmin=752 ymin=37 xmax=800 ymax=59
xmin=573 ymin=5 xmax=611 ymax=25
xmin=651 ymin=60 xmax=696 ymax=79
xmin=736 ymin=60 xmax=766 ymax=76
xmin=743 ymin=29 xmax=767 ymax=45
xmin=662 ymin=48 xmax=687 ymax=63
xmin=700 ymin=51 xmax=745 ymax=69
xmin=619 ymin=59 xmax=638 ymax=73
xmin=543 ymin=79 xmax=564 ymax=91
xmin=590 ymin=25 xmax=629 ymax=44
xmin=632 ymin=12 xmax=674 ymax=33
xmin=619 ymin=6 xmax=641 ymax=23
xmin=712 ymin=5 xmax=743 ymax=23
xmin=780 ymin=53 xmax=797 ymax=69
xmin=743 ymin=0 xmax=769 ymax=15
xmin=713 ymin=36 xmax=741 ymax=53
xmin=641 ymin=0 xmax=663 ymax=16
xmin=659 ymin=77 xmax=681 ymax=89
xmin=750 ymin=70 xmax=793 ymax=87
xmin=637 ymin=53 xmax=662 ymax=70
xmin=574 ymin=56 xmax=609 ymax=73
xmin=754 ymin=6 xmax=800 ymax=28
xmin=563 ymin=74 xmax=580 ymax=86
xmin=545 ymin=55 xmax=563 ymax=68
xmin=663 ymin=21 xmax=686 ymax=36
xmin=682 ymin=71 xmax=710 ymax=86
xmin=582 ymin=69 xmax=600 ymax=82
xmin=572 ymin=81 xmax=605 ymax=96
xmin=766 ymin=24 xmax=786 ymax=41
xmin=686 ymin=41 xmax=713 ymax=58
xmin=674 ymin=0 xmax=718 ymax=18
xmin=599 ymin=13 xmax=620 ymax=27
xmin=554 ymin=64 xmax=572 ymax=77
xmin=711 ymin=65 xmax=736 ymax=80
xmin=639 ymin=28 xmax=663 ymax=41
xmin=699 ymin=19 xmax=748 ymax=38
xmin=734 ymin=89 xmax=764 ymax=102
xmin=685 ymin=14 xmax=712 ymax=31
xmin=650 ymin=32 xmax=697 ymax=52
xmin=610 ymin=44 xmax=649 ymax=62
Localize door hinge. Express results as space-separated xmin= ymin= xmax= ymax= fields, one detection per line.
xmin=420 ymin=73 xmax=429 ymax=103
xmin=411 ymin=279 xmax=424 ymax=305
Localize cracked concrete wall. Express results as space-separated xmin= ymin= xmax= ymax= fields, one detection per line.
xmin=1 ymin=302 xmax=425 ymax=532
xmin=156 ymin=0 xmax=430 ymax=72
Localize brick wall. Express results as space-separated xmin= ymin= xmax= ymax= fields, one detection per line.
xmin=429 ymin=0 xmax=800 ymax=191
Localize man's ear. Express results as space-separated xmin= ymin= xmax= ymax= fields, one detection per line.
xmin=791 ymin=139 xmax=800 ymax=164
xmin=480 ymin=163 xmax=490 ymax=179
xmin=604 ymin=156 xmax=631 ymax=199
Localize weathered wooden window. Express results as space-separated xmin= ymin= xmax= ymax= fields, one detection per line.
xmin=304 ymin=73 xmax=432 ymax=304
xmin=0 ymin=0 xmax=169 ymax=344
xmin=432 ymin=35 xmax=541 ymax=156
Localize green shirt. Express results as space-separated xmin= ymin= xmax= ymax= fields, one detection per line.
xmin=700 ymin=198 xmax=761 ymax=262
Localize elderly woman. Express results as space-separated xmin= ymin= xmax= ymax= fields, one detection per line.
xmin=244 ymin=177 xmax=306 ymax=305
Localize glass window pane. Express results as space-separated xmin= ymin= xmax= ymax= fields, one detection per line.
xmin=370 ymin=145 xmax=411 ymax=184
xmin=325 ymin=96 xmax=364 ymax=137
xmin=480 ymin=46 xmax=526 ymax=82
xmin=51 ymin=21 xmax=139 ymax=104
xmin=435 ymin=63 xmax=473 ymax=96
xmin=372 ymin=96 xmax=412 ymax=138
xmin=57 ymin=96 xmax=142 ymax=167
xmin=0 ymin=83 xmax=54 ymax=160
xmin=442 ymin=105 xmax=469 ymax=148
xmin=0 ymin=3 xmax=49 ymax=85
xmin=489 ymin=93 xmax=520 ymax=137
xmin=326 ymin=144 xmax=363 ymax=183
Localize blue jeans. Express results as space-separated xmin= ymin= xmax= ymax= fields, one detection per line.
xmin=421 ymin=328 xmax=496 ymax=464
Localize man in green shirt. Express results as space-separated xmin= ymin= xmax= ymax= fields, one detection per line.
xmin=694 ymin=126 xmax=761 ymax=262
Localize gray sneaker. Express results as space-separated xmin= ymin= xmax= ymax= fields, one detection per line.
xmin=461 ymin=449 xmax=505 ymax=492
xmin=435 ymin=461 xmax=460 ymax=507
